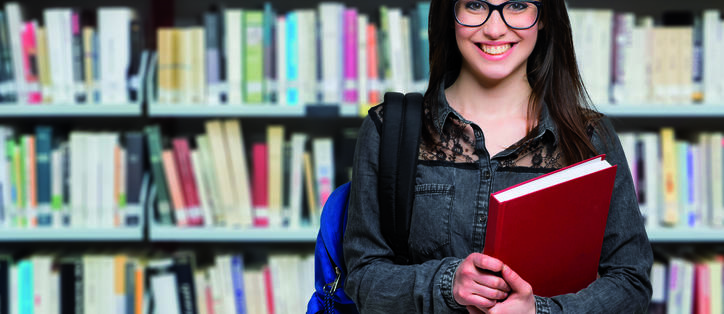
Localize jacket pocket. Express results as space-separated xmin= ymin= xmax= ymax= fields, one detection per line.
xmin=409 ymin=183 xmax=454 ymax=259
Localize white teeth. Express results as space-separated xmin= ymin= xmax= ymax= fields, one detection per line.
xmin=480 ymin=44 xmax=512 ymax=55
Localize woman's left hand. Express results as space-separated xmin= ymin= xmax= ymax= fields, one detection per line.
xmin=482 ymin=264 xmax=536 ymax=314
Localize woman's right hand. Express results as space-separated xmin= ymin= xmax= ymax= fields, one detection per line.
xmin=452 ymin=253 xmax=511 ymax=311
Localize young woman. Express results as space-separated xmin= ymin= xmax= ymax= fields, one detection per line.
xmin=343 ymin=0 xmax=653 ymax=313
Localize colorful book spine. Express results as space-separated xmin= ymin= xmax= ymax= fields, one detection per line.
xmin=231 ymin=255 xmax=247 ymax=314
xmin=125 ymin=132 xmax=144 ymax=226
xmin=172 ymin=138 xmax=203 ymax=226
xmin=204 ymin=11 xmax=222 ymax=104
xmin=367 ymin=24 xmax=381 ymax=104
xmin=343 ymin=9 xmax=358 ymax=104
xmin=71 ymin=11 xmax=86 ymax=103
xmin=285 ymin=12 xmax=299 ymax=105
xmin=162 ymin=150 xmax=187 ymax=227
xmin=244 ymin=11 xmax=264 ymax=104
xmin=252 ymin=143 xmax=268 ymax=227
xmin=262 ymin=2 xmax=275 ymax=103
xmin=144 ymin=126 xmax=173 ymax=225
xmin=20 ymin=21 xmax=41 ymax=103
xmin=35 ymin=126 xmax=52 ymax=226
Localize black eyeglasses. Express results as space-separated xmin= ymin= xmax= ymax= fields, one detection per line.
xmin=454 ymin=0 xmax=543 ymax=30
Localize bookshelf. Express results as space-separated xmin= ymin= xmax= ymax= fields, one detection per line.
xmin=1 ymin=0 xmax=724 ymax=312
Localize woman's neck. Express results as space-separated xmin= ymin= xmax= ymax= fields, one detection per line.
xmin=444 ymin=66 xmax=534 ymax=122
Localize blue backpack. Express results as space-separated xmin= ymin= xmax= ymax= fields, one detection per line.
xmin=307 ymin=93 xmax=424 ymax=314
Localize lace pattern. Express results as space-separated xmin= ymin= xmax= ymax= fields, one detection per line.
xmin=371 ymin=104 xmax=565 ymax=168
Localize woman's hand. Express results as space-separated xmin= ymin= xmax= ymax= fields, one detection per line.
xmin=453 ymin=253 xmax=511 ymax=310
xmin=484 ymin=264 xmax=536 ymax=314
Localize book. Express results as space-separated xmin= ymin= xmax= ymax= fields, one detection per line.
xmin=483 ymin=155 xmax=616 ymax=297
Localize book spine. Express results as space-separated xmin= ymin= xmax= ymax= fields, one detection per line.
xmin=285 ymin=12 xmax=299 ymax=106
xmin=225 ymin=9 xmax=243 ymax=104
xmin=172 ymin=138 xmax=202 ymax=226
xmin=162 ymin=150 xmax=187 ymax=226
xmin=263 ymin=2 xmax=275 ymax=103
xmin=127 ymin=20 xmax=143 ymax=102
xmin=144 ymin=126 xmax=173 ymax=225
xmin=252 ymin=143 xmax=268 ymax=227
xmin=275 ymin=16 xmax=286 ymax=105
xmin=204 ymin=12 xmax=221 ymax=104
xmin=35 ymin=126 xmax=52 ymax=226
xmin=231 ymin=255 xmax=247 ymax=314
xmin=243 ymin=11 xmax=264 ymax=104
xmin=6 ymin=3 xmax=26 ymax=103
xmin=263 ymin=266 xmax=275 ymax=314
xmin=172 ymin=255 xmax=198 ymax=314
xmin=124 ymin=132 xmax=143 ymax=226
xmin=343 ymin=9 xmax=358 ymax=104
xmin=0 ymin=13 xmax=16 ymax=102
xmin=367 ymin=24 xmax=380 ymax=104
xmin=71 ymin=11 xmax=86 ymax=103
xmin=267 ymin=126 xmax=283 ymax=228
xmin=20 ymin=22 xmax=41 ymax=103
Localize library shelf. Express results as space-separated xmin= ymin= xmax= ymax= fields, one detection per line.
xmin=148 ymin=103 xmax=361 ymax=118
xmin=0 ymin=104 xmax=142 ymax=117
xmin=149 ymin=225 xmax=319 ymax=242
xmin=646 ymin=227 xmax=724 ymax=243
xmin=597 ymin=104 xmax=724 ymax=118
xmin=0 ymin=227 xmax=143 ymax=242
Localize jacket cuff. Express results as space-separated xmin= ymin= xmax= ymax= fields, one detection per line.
xmin=441 ymin=259 xmax=466 ymax=310
xmin=535 ymin=295 xmax=551 ymax=314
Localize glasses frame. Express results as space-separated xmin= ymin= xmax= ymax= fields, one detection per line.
xmin=453 ymin=0 xmax=543 ymax=30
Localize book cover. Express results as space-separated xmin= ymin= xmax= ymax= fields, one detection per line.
xmin=172 ymin=138 xmax=202 ymax=226
xmin=483 ymin=155 xmax=616 ymax=297
xmin=230 ymin=255 xmax=247 ymax=314
xmin=318 ymin=3 xmax=343 ymax=104
xmin=144 ymin=126 xmax=173 ymax=225
xmin=157 ymin=28 xmax=176 ymax=104
xmin=285 ymin=11 xmax=299 ymax=106
xmin=223 ymin=119 xmax=253 ymax=227
xmin=660 ymin=127 xmax=678 ymax=226
xmin=204 ymin=11 xmax=222 ymax=104
xmin=262 ymin=2 xmax=275 ymax=103
xmin=196 ymin=135 xmax=223 ymax=225
xmin=20 ymin=21 xmax=41 ymax=103
xmin=71 ymin=11 xmax=86 ymax=103
xmin=98 ymin=8 xmax=132 ymax=104
xmin=171 ymin=253 xmax=198 ymax=314
xmin=275 ymin=16 xmax=287 ymax=105
xmin=124 ymin=132 xmax=144 ymax=226
xmin=297 ymin=10 xmax=317 ymax=105
xmin=35 ymin=125 xmax=52 ymax=226
xmin=6 ymin=3 xmax=26 ymax=103
xmin=83 ymin=27 xmax=96 ymax=102
xmin=162 ymin=150 xmax=187 ymax=227
xmin=366 ymin=24 xmax=381 ymax=105
xmin=35 ymin=26 xmax=51 ymax=103
xmin=267 ymin=125 xmax=284 ymax=227
xmin=357 ymin=14 xmax=369 ymax=106
xmin=225 ymin=9 xmax=243 ymax=104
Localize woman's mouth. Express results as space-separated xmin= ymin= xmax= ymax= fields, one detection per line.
xmin=478 ymin=43 xmax=513 ymax=55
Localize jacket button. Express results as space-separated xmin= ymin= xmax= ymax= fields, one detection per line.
xmin=484 ymin=171 xmax=491 ymax=179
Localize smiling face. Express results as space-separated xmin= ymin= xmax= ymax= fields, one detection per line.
xmin=454 ymin=0 xmax=541 ymax=84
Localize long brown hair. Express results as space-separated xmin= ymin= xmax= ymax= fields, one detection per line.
xmin=424 ymin=0 xmax=601 ymax=164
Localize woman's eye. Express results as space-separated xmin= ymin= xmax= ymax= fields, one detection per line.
xmin=465 ymin=1 xmax=486 ymax=11
xmin=508 ymin=2 xmax=528 ymax=11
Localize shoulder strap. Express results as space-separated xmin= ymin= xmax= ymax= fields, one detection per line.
xmin=378 ymin=92 xmax=423 ymax=264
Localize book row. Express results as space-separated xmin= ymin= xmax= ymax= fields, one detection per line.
xmin=0 ymin=251 xmax=313 ymax=314
xmin=0 ymin=3 xmax=145 ymax=105
xmin=146 ymin=120 xmax=341 ymax=229
xmin=154 ymin=2 xmax=431 ymax=108
xmin=618 ymin=129 xmax=724 ymax=230
xmin=649 ymin=255 xmax=724 ymax=314
xmin=0 ymin=127 xmax=145 ymax=229
xmin=573 ymin=9 xmax=724 ymax=105
xmin=0 ymin=120 xmax=349 ymax=229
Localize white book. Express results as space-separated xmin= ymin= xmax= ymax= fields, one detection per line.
xmin=680 ymin=259 xmax=694 ymax=314
xmin=32 ymin=255 xmax=52 ymax=314
xmin=313 ymin=138 xmax=334 ymax=222
xmin=269 ymin=255 xmax=287 ymax=314
xmin=70 ymin=132 xmax=87 ymax=227
xmin=190 ymin=151 xmax=214 ymax=227
xmin=650 ymin=262 xmax=666 ymax=311
xmin=695 ymin=134 xmax=710 ymax=227
xmin=703 ymin=10 xmax=720 ymax=104
xmin=638 ymin=133 xmax=660 ymax=229
xmin=191 ymin=28 xmax=206 ymax=104
xmin=179 ymin=29 xmax=194 ymax=104
xmin=49 ymin=270 xmax=59 ymax=314
xmin=319 ymin=2 xmax=344 ymax=104
xmin=387 ymin=8 xmax=405 ymax=92
xmin=357 ymin=14 xmax=369 ymax=106
xmin=614 ymin=13 xmax=635 ymax=104
xmin=595 ymin=10 xmax=613 ymax=105
xmin=618 ymin=133 xmax=637 ymax=197
xmin=709 ymin=258 xmax=724 ymax=313
xmin=44 ymin=9 xmax=73 ymax=104
xmin=628 ymin=26 xmax=649 ymax=104
xmin=83 ymin=256 xmax=97 ymax=314
xmin=275 ymin=16 xmax=287 ymax=105
xmin=710 ymin=133 xmax=724 ymax=227
xmin=10 ymin=263 xmax=18 ymax=314
xmin=288 ymin=133 xmax=307 ymax=229
xmin=207 ymin=265 xmax=225 ymax=314
xmin=151 ymin=272 xmax=181 ymax=314
xmin=5 ymin=3 xmax=26 ymax=103
xmin=85 ymin=134 xmax=99 ymax=227
xmin=101 ymin=133 xmax=118 ymax=227
xmin=298 ymin=10 xmax=318 ymax=105
xmin=217 ymin=255 xmax=236 ymax=314
xmin=0 ymin=127 xmax=9 ymax=226
xmin=99 ymin=8 xmax=133 ymax=104
xmin=400 ymin=15 xmax=413 ymax=93
xmin=51 ymin=146 xmax=65 ymax=227
xmin=225 ymin=9 xmax=244 ymax=104
xmin=666 ymin=258 xmax=683 ymax=314
xmin=242 ymin=269 xmax=260 ymax=314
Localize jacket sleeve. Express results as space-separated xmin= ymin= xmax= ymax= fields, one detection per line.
xmin=343 ymin=117 xmax=465 ymax=313
xmin=535 ymin=117 xmax=653 ymax=313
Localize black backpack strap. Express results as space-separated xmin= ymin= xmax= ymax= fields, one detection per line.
xmin=378 ymin=92 xmax=423 ymax=264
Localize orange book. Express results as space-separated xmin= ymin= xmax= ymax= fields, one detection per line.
xmin=483 ymin=155 xmax=616 ymax=297
xmin=26 ymin=136 xmax=37 ymax=227
xmin=135 ymin=263 xmax=145 ymax=314
xmin=162 ymin=150 xmax=187 ymax=226
xmin=367 ymin=24 xmax=380 ymax=105
xmin=114 ymin=255 xmax=127 ymax=299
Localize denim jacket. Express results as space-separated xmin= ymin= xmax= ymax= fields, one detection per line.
xmin=343 ymin=93 xmax=653 ymax=313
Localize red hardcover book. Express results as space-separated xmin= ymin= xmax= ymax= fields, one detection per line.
xmin=252 ymin=143 xmax=269 ymax=227
xmin=263 ymin=265 xmax=275 ymax=314
xmin=483 ymin=155 xmax=617 ymax=297
xmin=172 ymin=138 xmax=203 ymax=226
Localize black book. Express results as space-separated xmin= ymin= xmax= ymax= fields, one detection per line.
xmin=125 ymin=132 xmax=145 ymax=226
xmin=59 ymin=258 xmax=83 ymax=314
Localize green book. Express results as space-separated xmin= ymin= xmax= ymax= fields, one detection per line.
xmin=145 ymin=126 xmax=173 ymax=225
xmin=243 ymin=10 xmax=264 ymax=104
xmin=379 ymin=6 xmax=391 ymax=89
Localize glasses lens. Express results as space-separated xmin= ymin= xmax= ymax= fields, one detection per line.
xmin=455 ymin=0 xmax=489 ymax=26
xmin=502 ymin=2 xmax=538 ymax=29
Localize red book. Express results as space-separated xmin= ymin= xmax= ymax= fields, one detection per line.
xmin=21 ymin=22 xmax=41 ymax=104
xmin=483 ymin=155 xmax=616 ymax=298
xmin=252 ymin=143 xmax=269 ymax=227
xmin=172 ymin=138 xmax=203 ymax=226
xmin=263 ymin=266 xmax=275 ymax=314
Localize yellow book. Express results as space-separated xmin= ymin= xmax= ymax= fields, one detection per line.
xmin=222 ymin=119 xmax=253 ymax=227
xmin=178 ymin=29 xmax=193 ymax=103
xmin=660 ymin=127 xmax=678 ymax=226
xmin=114 ymin=255 xmax=127 ymax=300
xmin=303 ymin=152 xmax=318 ymax=221
xmin=190 ymin=28 xmax=206 ymax=104
xmin=35 ymin=27 xmax=51 ymax=102
xmin=205 ymin=120 xmax=236 ymax=226
xmin=157 ymin=28 xmax=176 ymax=103
xmin=267 ymin=125 xmax=284 ymax=227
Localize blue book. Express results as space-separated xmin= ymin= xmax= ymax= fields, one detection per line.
xmin=35 ymin=125 xmax=52 ymax=226
xmin=417 ymin=2 xmax=431 ymax=80
xmin=286 ymin=12 xmax=299 ymax=106
xmin=263 ymin=2 xmax=276 ymax=103
xmin=124 ymin=132 xmax=144 ymax=226
xmin=18 ymin=260 xmax=33 ymax=314
xmin=231 ymin=255 xmax=247 ymax=314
